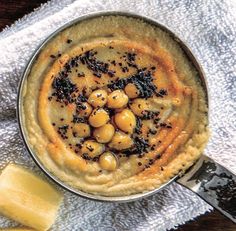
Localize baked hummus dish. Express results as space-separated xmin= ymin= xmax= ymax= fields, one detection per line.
xmin=21 ymin=15 xmax=209 ymax=196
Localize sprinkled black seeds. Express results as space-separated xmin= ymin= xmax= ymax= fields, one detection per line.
xmin=126 ymin=52 xmax=138 ymax=69
xmin=141 ymin=110 xmax=160 ymax=120
xmin=86 ymin=145 xmax=94 ymax=152
xmin=52 ymin=77 xmax=77 ymax=103
xmin=160 ymin=123 xmax=172 ymax=129
xmin=80 ymin=50 xmax=113 ymax=78
xmin=111 ymin=60 xmax=116 ymax=65
xmin=72 ymin=115 xmax=87 ymax=123
xmin=50 ymin=54 xmax=56 ymax=59
xmin=127 ymin=52 xmax=136 ymax=62
xmin=81 ymin=153 xmax=91 ymax=160
xmin=77 ymin=94 xmax=87 ymax=103
xmin=122 ymin=66 xmax=129 ymax=73
xmin=156 ymin=89 xmax=168 ymax=97
xmin=135 ymin=117 xmax=142 ymax=135
xmin=149 ymin=129 xmax=157 ymax=135
xmin=57 ymin=125 xmax=69 ymax=139
xmin=47 ymin=46 xmax=172 ymax=164
xmin=124 ymin=137 xmax=149 ymax=156
xmin=108 ymin=69 xmax=157 ymax=98
xmin=156 ymin=154 xmax=161 ymax=159
xmin=77 ymin=72 xmax=85 ymax=77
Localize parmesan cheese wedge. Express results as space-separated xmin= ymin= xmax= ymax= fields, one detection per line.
xmin=0 ymin=164 xmax=63 ymax=231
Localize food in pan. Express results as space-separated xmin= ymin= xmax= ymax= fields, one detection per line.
xmin=22 ymin=15 xmax=209 ymax=196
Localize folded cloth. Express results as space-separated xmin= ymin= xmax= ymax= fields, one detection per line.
xmin=0 ymin=0 xmax=235 ymax=230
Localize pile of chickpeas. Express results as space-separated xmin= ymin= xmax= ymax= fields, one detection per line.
xmin=74 ymin=84 xmax=149 ymax=171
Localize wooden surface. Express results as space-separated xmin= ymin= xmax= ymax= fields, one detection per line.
xmin=0 ymin=1 xmax=235 ymax=230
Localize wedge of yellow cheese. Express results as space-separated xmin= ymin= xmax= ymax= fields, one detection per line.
xmin=0 ymin=164 xmax=63 ymax=231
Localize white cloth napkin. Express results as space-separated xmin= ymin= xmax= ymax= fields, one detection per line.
xmin=0 ymin=0 xmax=235 ymax=230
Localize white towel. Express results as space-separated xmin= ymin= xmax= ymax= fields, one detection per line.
xmin=0 ymin=0 xmax=235 ymax=230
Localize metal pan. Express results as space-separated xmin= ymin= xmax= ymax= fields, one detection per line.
xmin=17 ymin=11 xmax=236 ymax=222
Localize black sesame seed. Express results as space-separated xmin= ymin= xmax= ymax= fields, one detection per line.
xmin=50 ymin=54 xmax=56 ymax=59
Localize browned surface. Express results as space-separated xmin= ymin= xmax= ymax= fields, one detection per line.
xmin=0 ymin=1 xmax=235 ymax=230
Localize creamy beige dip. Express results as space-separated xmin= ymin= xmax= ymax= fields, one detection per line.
xmin=22 ymin=15 xmax=209 ymax=196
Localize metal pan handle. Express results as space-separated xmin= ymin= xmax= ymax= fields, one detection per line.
xmin=177 ymin=155 xmax=236 ymax=223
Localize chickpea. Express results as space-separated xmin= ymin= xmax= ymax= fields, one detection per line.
xmin=129 ymin=98 xmax=150 ymax=116
xmin=99 ymin=152 xmax=117 ymax=171
xmin=107 ymin=90 xmax=129 ymax=109
xmin=77 ymin=102 xmax=92 ymax=117
xmin=124 ymin=83 xmax=139 ymax=99
xmin=88 ymin=89 xmax=108 ymax=108
xmin=81 ymin=140 xmax=104 ymax=158
xmin=114 ymin=109 xmax=136 ymax=134
xmin=73 ymin=123 xmax=90 ymax=138
xmin=93 ymin=124 xmax=115 ymax=143
xmin=89 ymin=108 xmax=110 ymax=127
xmin=108 ymin=131 xmax=133 ymax=150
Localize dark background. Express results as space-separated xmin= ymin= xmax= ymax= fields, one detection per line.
xmin=0 ymin=1 xmax=235 ymax=230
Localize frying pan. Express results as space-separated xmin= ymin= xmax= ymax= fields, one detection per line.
xmin=17 ymin=11 xmax=236 ymax=223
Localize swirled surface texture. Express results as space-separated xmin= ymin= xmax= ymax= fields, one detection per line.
xmin=0 ymin=0 xmax=235 ymax=230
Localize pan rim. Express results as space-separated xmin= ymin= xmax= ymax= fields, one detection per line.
xmin=17 ymin=10 xmax=208 ymax=202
